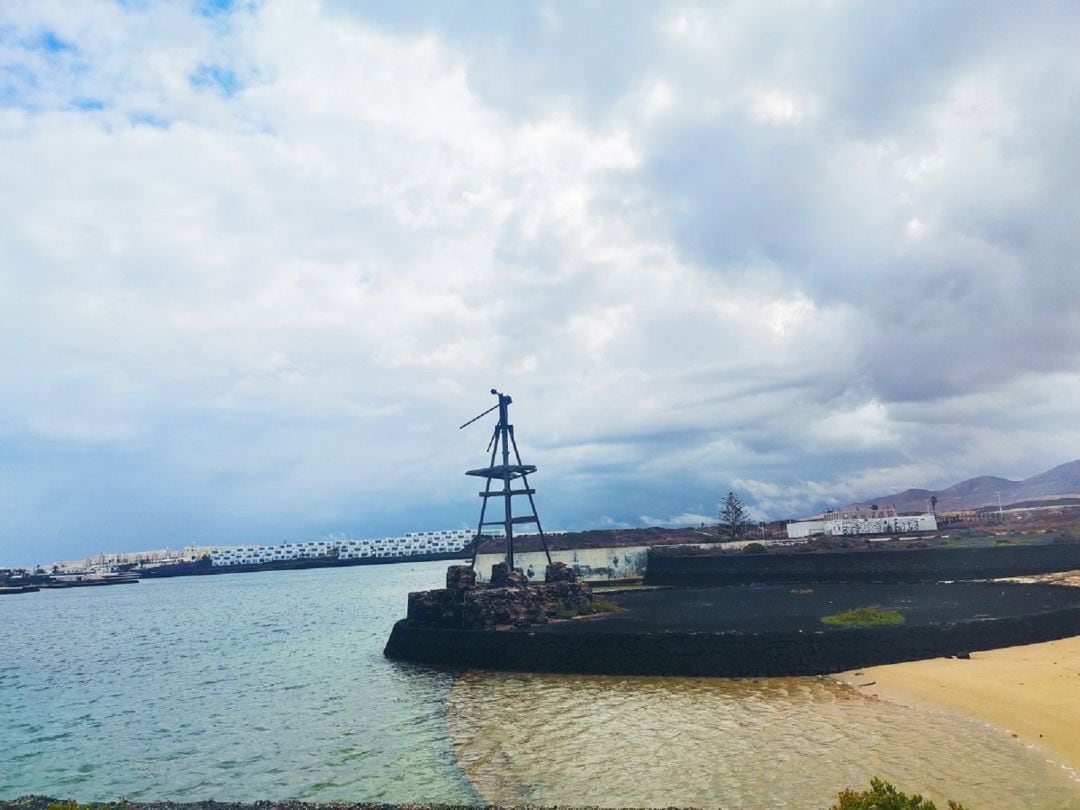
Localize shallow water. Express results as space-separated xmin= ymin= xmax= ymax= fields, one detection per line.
xmin=448 ymin=670 xmax=1080 ymax=809
xmin=0 ymin=564 xmax=478 ymax=803
xmin=2 ymin=563 xmax=1079 ymax=808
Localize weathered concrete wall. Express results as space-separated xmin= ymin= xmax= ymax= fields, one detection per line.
xmin=645 ymin=542 xmax=1080 ymax=585
xmin=475 ymin=546 xmax=650 ymax=583
xmin=384 ymin=604 xmax=1080 ymax=677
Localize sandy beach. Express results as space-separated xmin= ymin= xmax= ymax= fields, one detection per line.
xmin=836 ymin=628 xmax=1080 ymax=772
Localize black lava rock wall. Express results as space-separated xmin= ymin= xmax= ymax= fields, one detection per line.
xmin=645 ymin=543 xmax=1080 ymax=586
xmin=384 ymin=605 xmax=1080 ymax=677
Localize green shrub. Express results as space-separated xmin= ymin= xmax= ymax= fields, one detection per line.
xmin=741 ymin=542 xmax=767 ymax=554
xmin=821 ymin=605 xmax=904 ymax=627
xmin=832 ymin=777 xmax=967 ymax=809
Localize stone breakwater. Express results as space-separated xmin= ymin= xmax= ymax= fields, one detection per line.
xmin=384 ymin=602 xmax=1080 ymax=676
xmin=385 ymin=579 xmax=1080 ymax=676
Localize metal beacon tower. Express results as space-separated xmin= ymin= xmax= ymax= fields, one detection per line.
xmin=459 ymin=389 xmax=552 ymax=572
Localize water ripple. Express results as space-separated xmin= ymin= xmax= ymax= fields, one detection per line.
xmin=447 ymin=671 xmax=1080 ymax=810
xmin=0 ymin=564 xmax=478 ymax=804
xmin=5 ymin=566 xmax=1079 ymax=808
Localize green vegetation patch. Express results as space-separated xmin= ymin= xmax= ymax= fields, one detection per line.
xmin=821 ymin=605 xmax=905 ymax=628
xmin=832 ymin=777 xmax=967 ymax=809
xmin=553 ymin=599 xmax=621 ymax=620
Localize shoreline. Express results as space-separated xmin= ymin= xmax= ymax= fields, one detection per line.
xmin=834 ymin=634 xmax=1080 ymax=773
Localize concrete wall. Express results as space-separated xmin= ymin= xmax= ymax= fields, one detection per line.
xmin=384 ymin=604 xmax=1080 ymax=677
xmin=474 ymin=546 xmax=650 ymax=583
xmin=645 ymin=542 xmax=1080 ymax=586
xmin=786 ymin=520 xmax=827 ymax=537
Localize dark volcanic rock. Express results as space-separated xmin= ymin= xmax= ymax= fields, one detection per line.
xmin=406 ymin=580 xmax=593 ymax=631
xmin=445 ymin=565 xmax=476 ymax=591
xmin=462 ymin=581 xmax=592 ymax=629
xmin=406 ymin=588 xmax=463 ymax=628
xmin=545 ymin=561 xmax=579 ymax=583
xmin=489 ymin=563 xmax=528 ymax=588
xmin=646 ymin=542 xmax=1080 ymax=585
xmin=386 ymin=583 xmax=1080 ymax=677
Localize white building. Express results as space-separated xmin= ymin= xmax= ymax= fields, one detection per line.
xmin=786 ymin=513 xmax=937 ymax=539
xmin=208 ymin=528 xmax=477 ymax=568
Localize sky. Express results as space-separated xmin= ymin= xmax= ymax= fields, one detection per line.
xmin=2 ymin=1 xmax=1079 ymax=566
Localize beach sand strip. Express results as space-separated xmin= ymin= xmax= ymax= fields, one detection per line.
xmin=836 ymin=590 xmax=1080 ymax=772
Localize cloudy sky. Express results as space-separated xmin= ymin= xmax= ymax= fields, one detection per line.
xmin=2 ymin=1 xmax=1079 ymax=566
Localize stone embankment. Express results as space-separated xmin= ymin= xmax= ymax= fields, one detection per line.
xmin=385 ymin=585 xmax=1080 ymax=676
xmin=385 ymin=545 xmax=1080 ymax=676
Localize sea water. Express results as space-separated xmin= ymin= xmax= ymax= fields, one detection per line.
xmin=2 ymin=561 xmax=1078 ymax=808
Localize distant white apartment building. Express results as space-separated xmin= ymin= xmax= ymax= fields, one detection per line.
xmin=208 ymin=528 xmax=477 ymax=567
xmin=786 ymin=513 xmax=938 ymax=539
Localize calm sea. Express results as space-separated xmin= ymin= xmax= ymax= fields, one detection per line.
xmin=2 ymin=562 xmax=1079 ymax=808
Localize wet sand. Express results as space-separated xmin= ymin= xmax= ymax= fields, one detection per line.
xmin=836 ymin=633 xmax=1080 ymax=772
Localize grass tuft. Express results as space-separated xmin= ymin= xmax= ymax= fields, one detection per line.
xmin=553 ymin=599 xmax=621 ymax=620
xmin=821 ymin=605 xmax=904 ymax=627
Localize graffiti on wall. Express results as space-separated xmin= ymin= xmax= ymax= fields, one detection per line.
xmin=474 ymin=546 xmax=650 ymax=583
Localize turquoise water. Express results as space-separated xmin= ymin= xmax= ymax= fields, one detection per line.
xmin=0 ymin=563 xmax=478 ymax=803
xmin=3 ymin=563 xmax=1079 ymax=808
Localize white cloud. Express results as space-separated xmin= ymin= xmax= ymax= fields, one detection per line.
xmin=810 ymin=400 xmax=899 ymax=451
xmin=749 ymin=90 xmax=815 ymax=126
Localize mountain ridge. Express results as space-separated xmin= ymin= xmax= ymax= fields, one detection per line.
xmin=849 ymin=460 xmax=1080 ymax=513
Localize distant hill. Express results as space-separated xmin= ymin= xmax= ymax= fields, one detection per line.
xmin=851 ymin=460 xmax=1080 ymax=513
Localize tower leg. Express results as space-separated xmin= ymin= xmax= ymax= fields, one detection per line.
xmin=498 ymin=396 xmax=513 ymax=571
xmin=471 ymin=424 xmax=501 ymax=569
xmin=510 ymin=425 xmax=552 ymax=566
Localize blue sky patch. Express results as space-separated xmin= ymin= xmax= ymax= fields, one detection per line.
xmin=1 ymin=63 xmax=36 ymax=108
xmin=190 ymin=63 xmax=241 ymax=97
xmin=195 ymin=0 xmax=234 ymax=16
xmin=129 ymin=111 xmax=170 ymax=128
xmin=35 ymin=30 xmax=74 ymax=54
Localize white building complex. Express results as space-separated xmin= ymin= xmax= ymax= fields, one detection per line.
xmin=209 ymin=528 xmax=477 ymax=568
xmin=786 ymin=510 xmax=937 ymax=539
